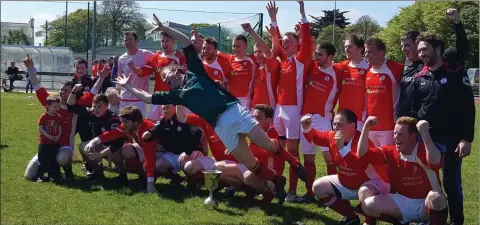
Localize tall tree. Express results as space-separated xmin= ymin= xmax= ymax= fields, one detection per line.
xmin=348 ymin=15 xmax=382 ymax=41
xmin=43 ymin=9 xmax=90 ymax=52
xmin=310 ymin=9 xmax=350 ymax=38
xmin=100 ymin=0 xmax=143 ymax=46
xmin=1 ymin=30 xmax=30 ymax=45
xmin=378 ymin=1 xmax=479 ymax=68
xmin=130 ymin=18 xmax=154 ymax=41
xmin=317 ymin=25 xmax=348 ymax=62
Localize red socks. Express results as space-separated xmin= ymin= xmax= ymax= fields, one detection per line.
xmin=318 ymin=195 xmax=356 ymax=218
xmin=273 ymin=139 xmax=300 ymax=167
xmin=327 ymin=163 xmax=337 ymax=175
xmin=305 ymin=160 xmax=316 ymax=196
xmin=428 ymin=208 xmax=448 ymax=225
xmin=288 ymin=153 xmax=299 ymax=193
xmin=251 ymin=159 xmax=277 ymax=183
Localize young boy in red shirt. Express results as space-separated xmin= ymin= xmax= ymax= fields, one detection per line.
xmin=37 ymin=95 xmax=63 ymax=181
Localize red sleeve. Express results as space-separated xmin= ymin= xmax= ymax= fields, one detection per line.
xmin=363 ymin=147 xmax=389 ymax=165
xmin=333 ymin=63 xmax=345 ymax=92
xmin=217 ymin=51 xmax=234 ymax=62
xmin=274 ymin=27 xmax=287 ymax=61
xmin=266 ymin=57 xmax=280 ymax=90
xmin=36 ymin=87 xmax=49 ymax=106
xmin=296 ymin=23 xmax=313 ymax=65
xmin=75 ymin=91 xmax=94 ymax=107
xmin=98 ymin=126 xmax=127 ymax=143
xmin=139 ymin=54 xmax=156 ymax=77
xmin=303 ymin=128 xmax=330 ymax=147
xmin=38 ymin=114 xmax=46 ymax=126
xmin=387 ymin=60 xmax=404 ymax=82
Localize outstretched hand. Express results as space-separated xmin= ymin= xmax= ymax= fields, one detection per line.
xmin=23 ymin=54 xmax=34 ymax=69
xmin=115 ymin=74 xmax=132 ymax=87
xmin=241 ymin=23 xmax=254 ymax=33
xmin=266 ymin=1 xmax=278 ymax=22
xmin=446 ymin=8 xmax=460 ymax=24
xmin=298 ymin=1 xmax=305 ymax=17
xmin=98 ymin=65 xmax=111 ymax=79
xmin=152 ymin=13 xmax=163 ymax=31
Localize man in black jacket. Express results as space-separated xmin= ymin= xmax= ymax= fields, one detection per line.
xmin=411 ymin=32 xmax=475 ymax=225
xmin=396 ymin=8 xmax=468 ymax=119
xmin=6 ymin=61 xmax=19 ymax=91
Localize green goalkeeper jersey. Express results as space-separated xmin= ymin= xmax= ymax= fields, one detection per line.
xmin=151 ymin=44 xmax=239 ymax=127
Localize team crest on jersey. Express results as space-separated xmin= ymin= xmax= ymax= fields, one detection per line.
xmin=325 ymin=76 xmax=330 ymax=81
xmin=214 ymin=70 xmax=218 ymax=75
xmin=243 ymin=61 xmax=248 ymax=66
xmin=359 ymin=70 xmax=365 ymax=75
xmin=413 ymin=165 xmax=418 ymax=173
xmin=380 ymin=75 xmax=385 ymax=81
xmin=101 ymin=127 xmax=105 ymax=133
xmin=259 ymin=65 xmax=265 ymax=70
xmin=440 ymin=77 xmax=447 ymax=84
xmin=177 ymin=126 xmax=182 ymax=132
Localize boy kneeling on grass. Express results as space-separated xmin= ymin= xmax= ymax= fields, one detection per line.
xmin=37 ymin=95 xmax=63 ymax=182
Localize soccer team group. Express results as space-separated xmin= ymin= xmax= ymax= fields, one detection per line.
xmin=22 ymin=1 xmax=476 ymax=225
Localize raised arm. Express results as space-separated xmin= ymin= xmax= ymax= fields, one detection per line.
xmin=242 ymin=23 xmax=273 ymax=58
xmin=296 ymin=1 xmax=312 ymax=63
xmin=446 ymin=8 xmax=468 ymax=64
xmin=266 ymin=1 xmax=284 ymax=59
xmin=301 ymin=114 xmax=330 ymax=147
xmin=153 ymin=14 xmax=190 ymax=48
xmin=23 ymin=55 xmax=40 ymax=86
xmin=358 ymin=116 xmax=378 ymax=157
xmin=416 ymin=120 xmax=441 ymax=165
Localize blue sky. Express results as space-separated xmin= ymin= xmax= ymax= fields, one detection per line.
xmin=1 ymin=1 xmax=413 ymax=45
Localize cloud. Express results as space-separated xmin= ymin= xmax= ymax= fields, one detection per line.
xmin=344 ymin=8 xmax=363 ymax=24
xmin=32 ymin=12 xmax=59 ymax=23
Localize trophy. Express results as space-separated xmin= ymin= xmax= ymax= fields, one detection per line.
xmin=203 ymin=170 xmax=222 ymax=209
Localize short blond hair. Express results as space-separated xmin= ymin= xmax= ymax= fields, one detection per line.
xmin=161 ymin=64 xmax=185 ymax=80
xmin=396 ymin=116 xmax=418 ymax=134
xmin=105 ymin=87 xmax=120 ymax=98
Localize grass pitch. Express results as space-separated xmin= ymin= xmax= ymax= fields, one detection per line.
xmin=1 ymin=92 xmax=478 ymax=225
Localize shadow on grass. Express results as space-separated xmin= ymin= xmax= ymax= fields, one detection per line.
xmin=0 ymin=144 xmax=9 ymax=149
xmin=153 ymin=182 xmax=211 ymax=203
xmin=219 ymin=194 xmax=337 ymax=225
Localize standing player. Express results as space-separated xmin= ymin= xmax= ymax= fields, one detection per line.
xmin=364 ymin=38 xmax=403 ymax=147
xmin=116 ymin=31 xmax=154 ymax=116
xmin=137 ymin=32 xmax=187 ymax=120
xmin=302 ymin=110 xmax=390 ymax=225
xmin=411 ymin=33 xmax=475 ymax=225
xmin=116 ymin=13 xmax=306 ymax=203
xmin=357 ymin=116 xmax=447 ymax=225
xmin=337 ymin=35 xmax=369 ymax=131
xmin=23 ymin=55 xmax=75 ymax=180
xmin=242 ymin=23 xmax=280 ymax=110
xmin=200 ymin=37 xmax=232 ymax=84
xmin=298 ymin=42 xmax=341 ymax=202
xmin=268 ymin=1 xmax=312 ymax=202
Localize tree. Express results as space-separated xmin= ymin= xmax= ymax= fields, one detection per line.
xmin=44 ymin=9 xmax=90 ymax=52
xmin=317 ymin=25 xmax=348 ymax=62
xmin=100 ymin=0 xmax=143 ymax=46
xmin=310 ymin=9 xmax=350 ymax=38
xmin=378 ymin=1 xmax=479 ymax=68
xmin=130 ymin=18 xmax=154 ymax=41
xmin=348 ymin=15 xmax=382 ymax=41
xmin=1 ymin=30 xmax=30 ymax=45
xmin=188 ymin=23 xmax=236 ymax=52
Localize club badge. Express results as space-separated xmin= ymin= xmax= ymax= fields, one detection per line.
xmin=380 ymin=75 xmax=385 ymax=81
xmin=177 ymin=126 xmax=182 ymax=132
xmin=359 ymin=70 xmax=365 ymax=75
xmin=325 ymin=76 xmax=330 ymax=81
xmin=243 ymin=61 xmax=248 ymax=66
xmin=440 ymin=77 xmax=447 ymax=84
xmin=214 ymin=70 xmax=218 ymax=75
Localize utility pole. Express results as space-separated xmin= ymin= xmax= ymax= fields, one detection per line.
xmin=332 ymin=1 xmax=336 ymax=44
xmin=86 ymin=2 xmax=90 ymax=62
xmin=92 ymin=1 xmax=97 ymax=61
xmin=64 ymin=1 xmax=68 ymax=47
xmin=29 ymin=18 xmax=34 ymax=46
xmin=45 ymin=21 xmax=48 ymax=45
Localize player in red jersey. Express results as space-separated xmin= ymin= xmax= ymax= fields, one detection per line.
xmin=243 ymin=104 xmax=286 ymax=205
xmin=297 ymin=42 xmax=342 ymax=203
xmin=84 ymin=106 xmax=159 ymax=194
xmin=216 ymin=34 xmax=257 ymax=108
xmin=357 ymin=116 xmax=447 ymax=225
xmin=244 ymin=23 xmax=280 ymax=110
xmin=364 ymin=38 xmax=404 ymax=147
xmin=337 ymin=35 xmax=369 ymax=131
xmin=133 ymin=31 xmax=187 ymax=120
xmin=200 ymin=37 xmax=232 ymax=84
xmin=23 ymin=55 xmax=76 ymax=180
xmin=302 ymin=109 xmax=390 ymax=225
xmin=267 ymin=1 xmax=312 ymax=202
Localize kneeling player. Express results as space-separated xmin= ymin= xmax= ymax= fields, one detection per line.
xmin=301 ymin=110 xmax=390 ymax=225
xmin=356 ymin=116 xmax=447 ymax=225
xmin=116 ymin=14 xmax=305 ymax=203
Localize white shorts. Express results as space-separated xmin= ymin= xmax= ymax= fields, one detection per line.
xmin=300 ymin=114 xmax=332 ymax=154
xmin=157 ymin=152 xmax=182 ymax=173
xmin=196 ymin=156 xmax=216 ymax=170
xmin=368 ymin=130 xmax=394 ymax=147
xmin=273 ymin=105 xmax=302 ymax=139
xmin=147 ymin=104 xmax=163 ymax=121
xmin=238 ymin=97 xmax=251 ymax=110
xmin=30 ymin=145 xmax=73 ymax=166
xmin=119 ymin=100 xmax=147 ymax=117
xmin=389 ymin=193 xmax=426 ymax=224
xmin=357 ymin=121 xmax=364 ymax=132
xmin=325 ymin=175 xmax=391 ymax=200
xmin=222 ymin=160 xmax=248 ymax=175
xmin=214 ymin=102 xmax=258 ymax=153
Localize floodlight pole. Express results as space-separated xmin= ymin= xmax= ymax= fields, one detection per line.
xmin=86 ymin=2 xmax=90 ymax=62
xmin=332 ymin=1 xmax=336 ymax=44
xmin=92 ymin=1 xmax=97 ymax=61
xmin=64 ymin=1 xmax=68 ymax=47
